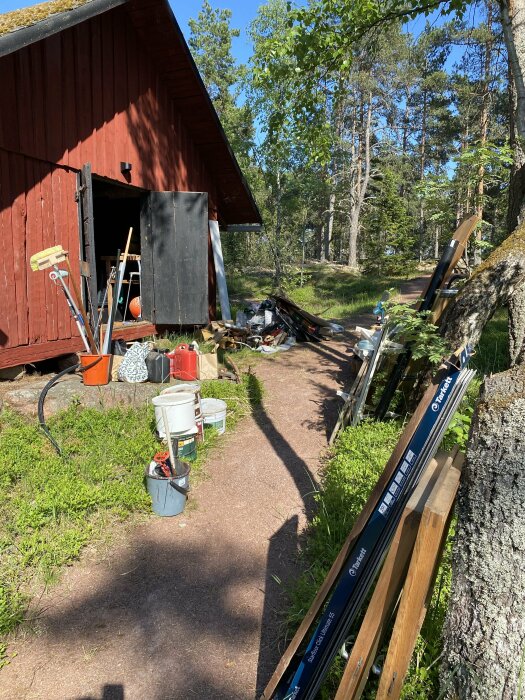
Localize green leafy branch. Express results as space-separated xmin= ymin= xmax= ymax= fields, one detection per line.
xmin=383 ymin=298 xmax=450 ymax=364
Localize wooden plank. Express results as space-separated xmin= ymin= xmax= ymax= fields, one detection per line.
xmin=90 ymin=15 xmax=104 ymax=170
xmin=0 ymin=336 xmax=83 ymax=368
xmin=10 ymin=153 xmax=29 ymax=345
xmin=126 ymin=18 xmax=140 ymax=172
xmin=61 ymin=28 xmax=79 ymax=167
xmin=51 ymin=166 xmax=70 ymax=340
xmin=43 ymin=35 xmax=62 ymax=161
xmin=261 ymin=362 xmax=455 ymax=700
xmin=40 ymin=163 xmax=59 ymax=341
xmin=30 ymin=43 xmax=47 ymax=162
xmin=15 ymin=48 xmax=35 ymax=157
xmin=449 ymin=214 xmax=479 ymax=274
xmin=334 ymin=450 xmax=456 ymax=700
xmin=329 ymin=357 xmax=368 ymax=446
xmin=73 ymin=23 xmax=94 ymax=167
xmin=375 ymin=456 xmax=463 ymax=700
xmin=79 ymin=164 xmax=98 ymax=324
xmin=0 ymin=54 xmax=20 ymax=152
xmin=113 ymin=14 xmax=129 ymax=180
xmin=100 ymin=320 xmax=155 ymax=342
xmin=101 ymin=10 xmax=116 ymax=179
xmin=25 ymin=159 xmax=46 ymax=344
xmin=64 ymin=166 xmax=87 ymax=343
xmin=0 ymin=150 xmax=18 ymax=348
xmin=209 ymin=219 xmax=231 ymax=321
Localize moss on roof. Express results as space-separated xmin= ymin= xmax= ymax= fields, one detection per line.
xmin=0 ymin=0 xmax=92 ymax=37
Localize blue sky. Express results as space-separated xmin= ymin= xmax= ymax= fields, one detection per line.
xmin=0 ymin=0 xmax=262 ymax=63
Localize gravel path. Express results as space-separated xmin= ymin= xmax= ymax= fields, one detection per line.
xmin=0 ymin=278 xmax=427 ymax=700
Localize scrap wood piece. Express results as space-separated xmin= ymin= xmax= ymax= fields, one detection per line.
xmin=225 ymin=355 xmax=241 ymax=383
xmin=329 ymin=354 xmax=367 ymax=446
xmin=375 ymin=451 xmax=464 ymax=700
xmin=333 ymin=448 xmax=458 ymax=700
xmin=260 ymin=362 xmax=456 ymax=700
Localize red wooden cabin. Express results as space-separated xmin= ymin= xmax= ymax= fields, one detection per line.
xmin=0 ymin=0 xmax=260 ymax=370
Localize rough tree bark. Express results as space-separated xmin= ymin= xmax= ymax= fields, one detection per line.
xmin=501 ymin=0 xmax=525 ymax=232
xmin=440 ymin=365 xmax=525 ymax=699
xmin=440 ymin=222 xmax=525 ymax=363
xmin=348 ymin=97 xmax=371 ymax=268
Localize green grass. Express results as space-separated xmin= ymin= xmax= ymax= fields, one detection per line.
xmin=228 ymin=265 xmax=405 ymax=321
xmin=0 ymin=374 xmax=262 ymax=657
xmin=283 ymin=308 xmax=512 ymax=698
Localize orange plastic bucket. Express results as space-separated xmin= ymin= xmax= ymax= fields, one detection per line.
xmin=79 ymin=353 xmax=111 ymax=386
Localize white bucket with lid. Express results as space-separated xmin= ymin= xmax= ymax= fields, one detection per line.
xmin=161 ymin=383 xmax=202 ymax=417
xmin=201 ymin=398 xmax=227 ymax=435
xmin=152 ymin=393 xmax=196 ymax=437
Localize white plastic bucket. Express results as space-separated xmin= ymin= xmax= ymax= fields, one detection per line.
xmin=152 ymin=393 xmax=196 ymax=437
xmin=201 ymin=398 xmax=227 ymax=435
xmin=161 ymin=383 xmax=202 ymax=417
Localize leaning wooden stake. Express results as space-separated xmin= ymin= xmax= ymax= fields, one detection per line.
xmin=333 ymin=449 xmax=457 ymax=700
xmin=260 ymin=362 xmax=454 ymax=700
xmin=375 ymin=453 xmax=463 ymax=700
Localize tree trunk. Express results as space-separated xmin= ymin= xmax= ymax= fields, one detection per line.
xmin=325 ymin=191 xmax=336 ymax=261
xmin=348 ymin=96 xmax=372 ymax=268
xmin=440 ymin=365 xmax=525 ymax=699
xmin=273 ymin=170 xmax=283 ymax=287
xmin=440 ymin=222 xmax=525 ymax=351
xmin=473 ymin=2 xmax=493 ymax=266
xmin=501 ymin=0 xmax=525 ymax=232
xmin=419 ymin=90 xmax=428 ymax=261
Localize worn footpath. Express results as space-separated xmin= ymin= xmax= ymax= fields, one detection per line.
xmin=0 ymin=279 xmax=426 ymax=700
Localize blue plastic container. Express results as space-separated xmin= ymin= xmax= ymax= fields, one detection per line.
xmin=145 ymin=462 xmax=190 ymax=516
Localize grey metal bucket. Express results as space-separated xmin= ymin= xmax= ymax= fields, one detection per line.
xmin=145 ymin=462 xmax=190 ymax=517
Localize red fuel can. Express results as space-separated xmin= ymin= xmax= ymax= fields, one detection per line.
xmin=168 ymin=344 xmax=198 ymax=381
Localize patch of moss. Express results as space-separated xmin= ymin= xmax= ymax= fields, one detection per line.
xmin=474 ymin=221 xmax=525 ymax=278
xmin=0 ymin=0 xmax=91 ymax=37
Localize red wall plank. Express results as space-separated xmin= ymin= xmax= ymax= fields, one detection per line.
xmin=0 ymin=151 xmax=19 ymax=348
xmin=0 ymin=55 xmax=20 ymax=152
xmin=40 ymin=162 xmax=59 ymax=341
xmin=10 ymin=153 xmax=29 ymax=345
xmin=25 ymin=158 xmax=46 ymax=344
xmin=44 ymin=35 xmax=63 ymax=162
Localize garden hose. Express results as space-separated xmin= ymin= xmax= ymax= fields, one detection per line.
xmin=38 ymin=356 xmax=103 ymax=455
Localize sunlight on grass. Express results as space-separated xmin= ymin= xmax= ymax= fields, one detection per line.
xmin=228 ymin=265 xmax=402 ymax=321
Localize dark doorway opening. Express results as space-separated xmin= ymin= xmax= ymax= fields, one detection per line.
xmin=92 ymin=176 xmax=146 ymax=324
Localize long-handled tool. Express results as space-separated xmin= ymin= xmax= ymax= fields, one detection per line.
xmin=102 ymin=227 xmax=133 ymax=355
xmin=30 ymin=245 xmax=98 ymax=354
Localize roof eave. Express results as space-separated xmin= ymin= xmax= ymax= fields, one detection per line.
xmin=0 ymin=0 xmax=127 ymax=58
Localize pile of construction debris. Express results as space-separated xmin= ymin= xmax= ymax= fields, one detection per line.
xmin=201 ymin=295 xmax=344 ymax=353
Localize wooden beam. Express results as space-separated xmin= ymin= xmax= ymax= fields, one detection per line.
xmin=375 ymin=454 xmax=463 ymax=700
xmin=334 ymin=450 xmax=456 ymax=700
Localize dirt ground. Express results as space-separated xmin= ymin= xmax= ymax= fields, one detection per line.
xmin=0 ymin=278 xmax=427 ymax=700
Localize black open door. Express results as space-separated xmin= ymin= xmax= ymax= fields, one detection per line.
xmin=78 ymin=163 xmax=97 ymax=318
xmin=140 ymin=191 xmax=209 ymax=325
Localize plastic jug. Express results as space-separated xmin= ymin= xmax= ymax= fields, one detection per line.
xmin=168 ymin=344 xmax=198 ymax=381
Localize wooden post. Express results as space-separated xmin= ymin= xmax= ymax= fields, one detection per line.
xmin=333 ymin=450 xmax=457 ymax=700
xmin=375 ymin=456 xmax=463 ymax=700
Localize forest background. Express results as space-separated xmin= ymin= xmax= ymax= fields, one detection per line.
xmin=186 ymin=0 xmax=511 ymax=285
